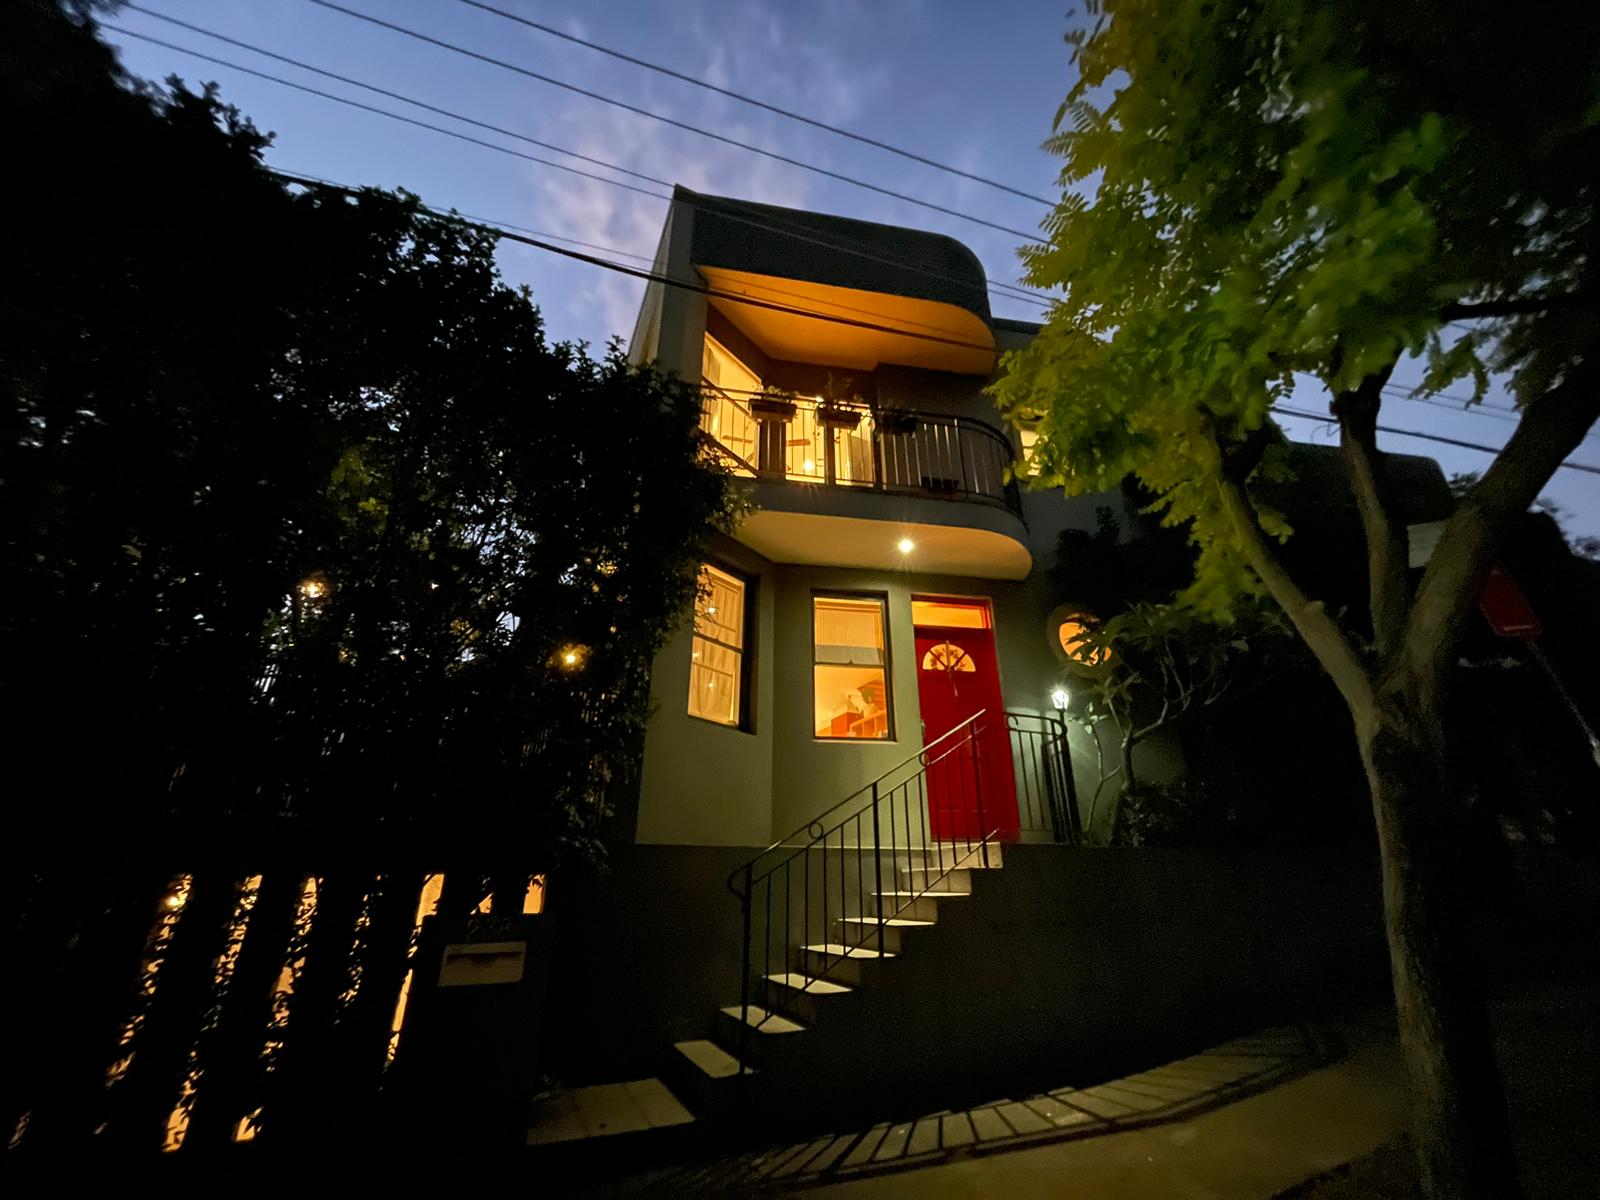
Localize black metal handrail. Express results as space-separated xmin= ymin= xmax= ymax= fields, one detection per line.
xmin=726 ymin=710 xmax=987 ymax=900
xmin=724 ymin=709 xmax=1079 ymax=1072
xmin=697 ymin=386 xmax=1023 ymax=516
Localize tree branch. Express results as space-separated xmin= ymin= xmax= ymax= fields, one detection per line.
xmin=1331 ymin=366 xmax=1409 ymax=662
xmin=1440 ymin=292 xmax=1592 ymax=321
xmin=1213 ymin=467 xmax=1374 ymax=713
xmin=1404 ymin=364 xmax=1600 ymax=687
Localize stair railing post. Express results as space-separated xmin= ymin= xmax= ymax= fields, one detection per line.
xmin=1039 ymin=719 xmax=1065 ymax=844
xmin=1054 ymin=712 xmax=1080 ymax=843
xmin=871 ymin=781 xmax=885 ymax=958
xmin=738 ymin=863 xmax=753 ymax=1068
xmin=971 ymin=716 xmax=988 ymax=867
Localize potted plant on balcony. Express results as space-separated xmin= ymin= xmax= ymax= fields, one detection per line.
xmin=815 ymin=384 xmax=863 ymax=431
xmin=748 ymin=384 xmax=798 ymax=421
xmin=874 ymin=405 xmax=919 ymax=436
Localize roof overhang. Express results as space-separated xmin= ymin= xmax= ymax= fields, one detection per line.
xmin=699 ymin=267 xmax=996 ymax=374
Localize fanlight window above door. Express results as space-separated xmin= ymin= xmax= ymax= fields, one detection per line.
xmin=920 ymin=642 xmax=976 ymax=673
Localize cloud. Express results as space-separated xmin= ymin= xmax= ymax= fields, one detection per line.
xmin=493 ymin=0 xmax=938 ymax=345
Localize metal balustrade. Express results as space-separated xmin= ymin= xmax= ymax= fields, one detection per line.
xmin=700 ymin=384 xmax=1023 ymax=515
xmin=724 ymin=710 xmax=1077 ymax=1070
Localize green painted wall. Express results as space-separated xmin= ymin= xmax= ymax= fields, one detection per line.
xmin=630 ymin=191 xmax=1180 ymax=847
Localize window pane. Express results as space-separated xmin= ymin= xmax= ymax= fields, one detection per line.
xmin=702 ymin=335 xmax=761 ymax=394
xmin=910 ymin=599 xmax=990 ymax=629
xmin=695 ymin=565 xmax=744 ymax=650
xmin=689 ymin=636 xmax=740 ymax=725
xmin=814 ymin=665 xmax=889 ymax=739
xmin=813 ymin=596 xmax=890 ymax=739
xmin=813 ymin=597 xmax=885 ymax=666
xmin=688 ymin=564 xmax=745 ymax=727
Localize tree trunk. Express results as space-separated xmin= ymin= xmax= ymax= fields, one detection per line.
xmin=1356 ymin=681 xmax=1518 ymax=1199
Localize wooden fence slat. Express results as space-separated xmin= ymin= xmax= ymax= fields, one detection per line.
xmin=99 ymin=870 xmax=237 ymax=1153
xmin=252 ymin=870 xmax=368 ymax=1150
xmin=179 ymin=868 xmax=300 ymax=1151
xmin=8 ymin=867 xmax=173 ymax=1153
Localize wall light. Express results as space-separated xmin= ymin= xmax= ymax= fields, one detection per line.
xmin=1050 ymin=686 xmax=1071 ymax=711
xmin=896 ymin=537 xmax=915 ymax=555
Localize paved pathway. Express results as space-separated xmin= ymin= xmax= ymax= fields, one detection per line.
xmin=610 ymin=1022 xmax=1407 ymax=1197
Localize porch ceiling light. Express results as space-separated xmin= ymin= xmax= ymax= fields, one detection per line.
xmin=896 ymin=537 xmax=915 ymax=555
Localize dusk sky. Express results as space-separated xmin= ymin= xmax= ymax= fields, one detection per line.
xmin=103 ymin=0 xmax=1598 ymax=536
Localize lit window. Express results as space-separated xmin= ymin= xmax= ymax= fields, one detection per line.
xmin=813 ymin=596 xmax=891 ymax=739
xmin=700 ymin=337 xmax=762 ymax=473
xmin=910 ymin=599 xmax=991 ymax=629
xmin=689 ymin=564 xmax=746 ymax=727
xmin=1057 ymin=611 xmax=1112 ymax=668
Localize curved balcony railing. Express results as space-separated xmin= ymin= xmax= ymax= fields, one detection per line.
xmin=700 ymin=384 xmax=1022 ymax=516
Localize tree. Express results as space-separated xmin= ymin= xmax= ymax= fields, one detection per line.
xmin=1065 ymin=599 xmax=1294 ymax=837
xmin=993 ymin=2 xmax=1599 ymax=1195
xmin=3 ymin=0 xmax=734 ymax=866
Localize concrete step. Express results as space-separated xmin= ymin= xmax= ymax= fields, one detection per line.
xmin=715 ymin=1004 xmax=808 ymax=1071
xmin=760 ymin=970 xmax=853 ymax=1025
xmin=875 ymin=890 xmax=969 ymax=921
xmin=836 ymin=914 xmax=932 ymax=953
xmin=674 ymin=1037 xmax=752 ymax=1080
xmin=524 ymin=1076 xmax=704 ymax=1171
xmin=666 ymin=1038 xmax=755 ymax=1117
xmin=718 ymin=1004 xmax=806 ymax=1035
xmin=802 ymin=941 xmax=897 ymax=959
xmin=897 ymin=866 xmax=973 ymax=892
xmin=800 ymin=941 xmax=894 ymax=984
xmin=904 ymin=842 xmax=1004 ymax=870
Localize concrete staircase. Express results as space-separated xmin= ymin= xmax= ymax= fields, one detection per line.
xmin=665 ymin=842 xmax=1005 ymax=1128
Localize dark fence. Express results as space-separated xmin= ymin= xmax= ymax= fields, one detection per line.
xmin=1 ymin=864 xmax=545 ymax=1159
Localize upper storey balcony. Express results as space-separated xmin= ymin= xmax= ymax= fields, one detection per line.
xmin=700 ymin=386 xmax=1021 ymax=516
xmin=635 ymin=188 xmax=1036 ymax=579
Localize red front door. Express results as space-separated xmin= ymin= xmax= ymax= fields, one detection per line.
xmin=914 ymin=616 xmax=1018 ymax=842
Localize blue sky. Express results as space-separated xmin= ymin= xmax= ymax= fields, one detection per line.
xmin=102 ymin=0 xmax=1597 ymax=537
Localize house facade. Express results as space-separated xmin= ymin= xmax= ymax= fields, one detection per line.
xmin=530 ymin=189 xmax=1388 ymax=1140
xmin=627 ymin=186 xmax=1128 ymax=854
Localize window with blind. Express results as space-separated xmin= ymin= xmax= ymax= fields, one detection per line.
xmin=688 ymin=564 xmax=747 ymax=728
xmin=812 ymin=595 xmax=891 ymax=740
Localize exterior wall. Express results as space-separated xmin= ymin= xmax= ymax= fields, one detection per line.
xmin=630 ymin=191 xmax=1178 ymax=847
xmin=634 ymin=517 xmax=1172 ymax=846
xmin=543 ymin=843 xmax=1389 ymax=1095
xmin=636 ymin=529 xmax=775 ymax=847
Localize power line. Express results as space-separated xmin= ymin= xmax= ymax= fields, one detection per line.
xmin=109 ymin=14 xmax=1052 ymax=312
xmin=125 ymin=5 xmax=674 ymax=192
xmin=454 ymin=0 xmax=1057 ymax=208
xmin=269 ymin=169 xmax=1010 ymax=355
xmin=105 ymin=25 xmax=673 ymax=201
xmin=303 ymin=0 xmax=1045 ymax=243
xmin=1380 ymin=385 xmax=1599 ymax=444
xmin=1272 ymin=406 xmax=1600 ymax=477
xmin=106 ymin=25 xmax=1581 ymax=397
xmin=265 ymin=170 xmax=1597 ymax=477
xmin=273 ymin=165 xmax=659 ymax=263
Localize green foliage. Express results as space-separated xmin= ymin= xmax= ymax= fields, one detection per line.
xmin=1064 ymin=597 xmax=1300 ymax=833
xmin=994 ymin=0 xmax=1600 ymax=613
xmin=2 ymin=2 xmax=734 ymax=859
